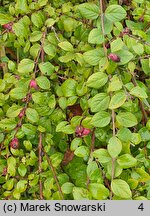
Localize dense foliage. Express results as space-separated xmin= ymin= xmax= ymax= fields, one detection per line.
xmin=0 ymin=0 xmax=150 ymax=200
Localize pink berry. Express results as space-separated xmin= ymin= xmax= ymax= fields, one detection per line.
xmin=29 ymin=79 xmax=38 ymax=89
xmin=105 ymin=43 xmax=110 ymax=49
xmin=2 ymin=22 xmax=13 ymax=31
xmin=108 ymin=53 xmax=120 ymax=62
xmin=75 ymin=126 xmax=84 ymax=137
xmin=10 ymin=137 xmax=19 ymax=149
xmin=82 ymin=128 xmax=91 ymax=136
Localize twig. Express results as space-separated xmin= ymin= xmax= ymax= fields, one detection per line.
xmin=0 ymin=45 xmax=8 ymax=74
xmin=44 ymin=150 xmax=64 ymax=199
xmin=51 ymin=26 xmax=61 ymax=42
xmin=96 ymin=159 xmax=111 ymax=190
xmin=99 ymin=0 xmax=107 ymax=57
xmin=132 ymin=74 xmax=147 ymax=124
xmin=38 ymin=132 xmax=43 ymax=200
xmin=112 ymin=110 xmax=116 ymax=137
xmin=86 ymin=128 xmax=96 ymax=188
xmin=90 ymin=128 xmax=96 ymax=154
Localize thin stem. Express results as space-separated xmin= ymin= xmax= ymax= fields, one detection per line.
xmin=112 ymin=110 xmax=116 ymax=137
xmin=38 ymin=132 xmax=43 ymax=200
xmin=0 ymin=45 xmax=8 ymax=74
xmin=86 ymin=128 xmax=96 ymax=188
xmin=110 ymin=158 xmax=115 ymax=200
xmin=132 ymin=74 xmax=147 ymax=124
xmin=99 ymin=0 xmax=107 ymax=57
xmin=44 ymin=151 xmax=64 ymax=199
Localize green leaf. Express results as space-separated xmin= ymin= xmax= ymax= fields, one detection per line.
xmin=39 ymin=62 xmax=55 ymax=76
xmin=132 ymin=43 xmax=144 ymax=56
xmin=15 ymin=0 xmax=29 ymax=14
xmin=116 ymin=112 xmax=138 ymax=127
xmin=111 ymin=179 xmax=132 ymax=199
xmin=16 ymin=180 xmax=27 ymax=193
xmin=30 ymin=31 xmax=42 ymax=42
xmin=141 ymin=59 xmax=150 ymax=75
xmin=108 ymin=137 xmax=122 ymax=158
xmin=7 ymin=157 xmax=16 ymax=177
xmin=74 ymin=146 xmax=90 ymax=158
xmin=77 ymin=3 xmax=99 ymax=20
xmin=6 ymin=105 xmax=22 ymax=118
xmin=43 ymin=42 xmax=56 ymax=59
xmin=93 ymin=149 xmax=111 ymax=163
xmin=105 ymin=5 xmax=127 ymax=22
xmin=87 ymin=72 xmax=108 ymax=89
xmin=0 ymin=118 xmax=16 ymax=131
xmin=2 ymin=179 xmax=14 ymax=190
xmin=56 ymin=121 xmax=74 ymax=134
xmin=107 ymin=75 xmax=122 ymax=92
xmin=89 ymin=93 xmax=110 ymax=112
xmin=111 ymin=38 xmax=124 ymax=52
xmin=91 ymin=111 xmax=111 ymax=127
xmin=83 ymin=49 xmax=104 ymax=66
xmin=23 ymin=140 xmax=32 ymax=151
xmin=18 ymin=164 xmax=27 ymax=177
xmin=22 ymin=124 xmax=37 ymax=136
xmin=117 ymin=128 xmax=132 ymax=142
xmin=73 ymin=187 xmax=91 ymax=200
xmin=36 ymin=76 xmax=50 ymax=89
xmin=50 ymin=152 xmax=63 ymax=167
xmin=88 ymin=28 xmax=104 ymax=44
xmin=48 ymin=94 xmax=56 ymax=109
xmin=45 ymin=18 xmax=56 ymax=27
xmin=117 ymin=154 xmax=137 ymax=168
xmin=61 ymin=182 xmax=74 ymax=194
xmin=0 ymin=13 xmax=14 ymax=24
xmin=0 ymin=79 xmax=5 ymax=92
xmin=31 ymin=11 xmax=45 ymax=28
xmin=59 ymin=52 xmax=75 ymax=63
xmin=107 ymin=161 xmax=122 ymax=178
xmin=130 ymin=86 xmax=148 ymax=99
xmin=115 ymin=50 xmax=133 ymax=65
xmin=61 ymin=79 xmax=77 ymax=97
xmin=89 ymin=183 xmax=109 ymax=200
xmin=139 ymin=127 xmax=150 ymax=142
xmin=70 ymin=138 xmax=82 ymax=151
xmin=10 ymin=87 xmax=27 ymax=100
xmin=58 ymin=41 xmax=74 ymax=52
xmin=26 ymin=108 xmax=39 ymax=123
xmin=18 ymin=59 xmax=34 ymax=74
xmin=109 ymin=91 xmax=127 ymax=109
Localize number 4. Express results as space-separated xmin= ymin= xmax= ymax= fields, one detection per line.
xmin=138 ymin=203 xmax=144 ymax=211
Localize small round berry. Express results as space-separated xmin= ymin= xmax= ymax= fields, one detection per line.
xmin=9 ymin=137 xmax=19 ymax=149
xmin=2 ymin=22 xmax=13 ymax=31
xmin=82 ymin=128 xmax=91 ymax=136
xmin=108 ymin=53 xmax=120 ymax=62
xmin=29 ymin=79 xmax=38 ymax=89
xmin=75 ymin=125 xmax=84 ymax=137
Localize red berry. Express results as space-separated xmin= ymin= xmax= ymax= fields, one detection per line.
xmin=108 ymin=53 xmax=120 ymax=62
xmin=29 ymin=79 xmax=38 ymax=89
xmin=9 ymin=137 xmax=19 ymax=149
xmin=18 ymin=108 xmax=26 ymax=118
xmin=2 ymin=22 xmax=13 ymax=31
xmin=105 ymin=43 xmax=110 ymax=49
xmin=75 ymin=126 xmax=91 ymax=137
xmin=75 ymin=126 xmax=84 ymax=137
xmin=82 ymin=128 xmax=91 ymax=136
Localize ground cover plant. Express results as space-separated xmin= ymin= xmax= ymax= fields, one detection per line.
xmin=0 ymin=0 xmax=150 ymax=200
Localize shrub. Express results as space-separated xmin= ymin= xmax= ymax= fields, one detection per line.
xmin=0 ymin=0 xmax=150 ymax=200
